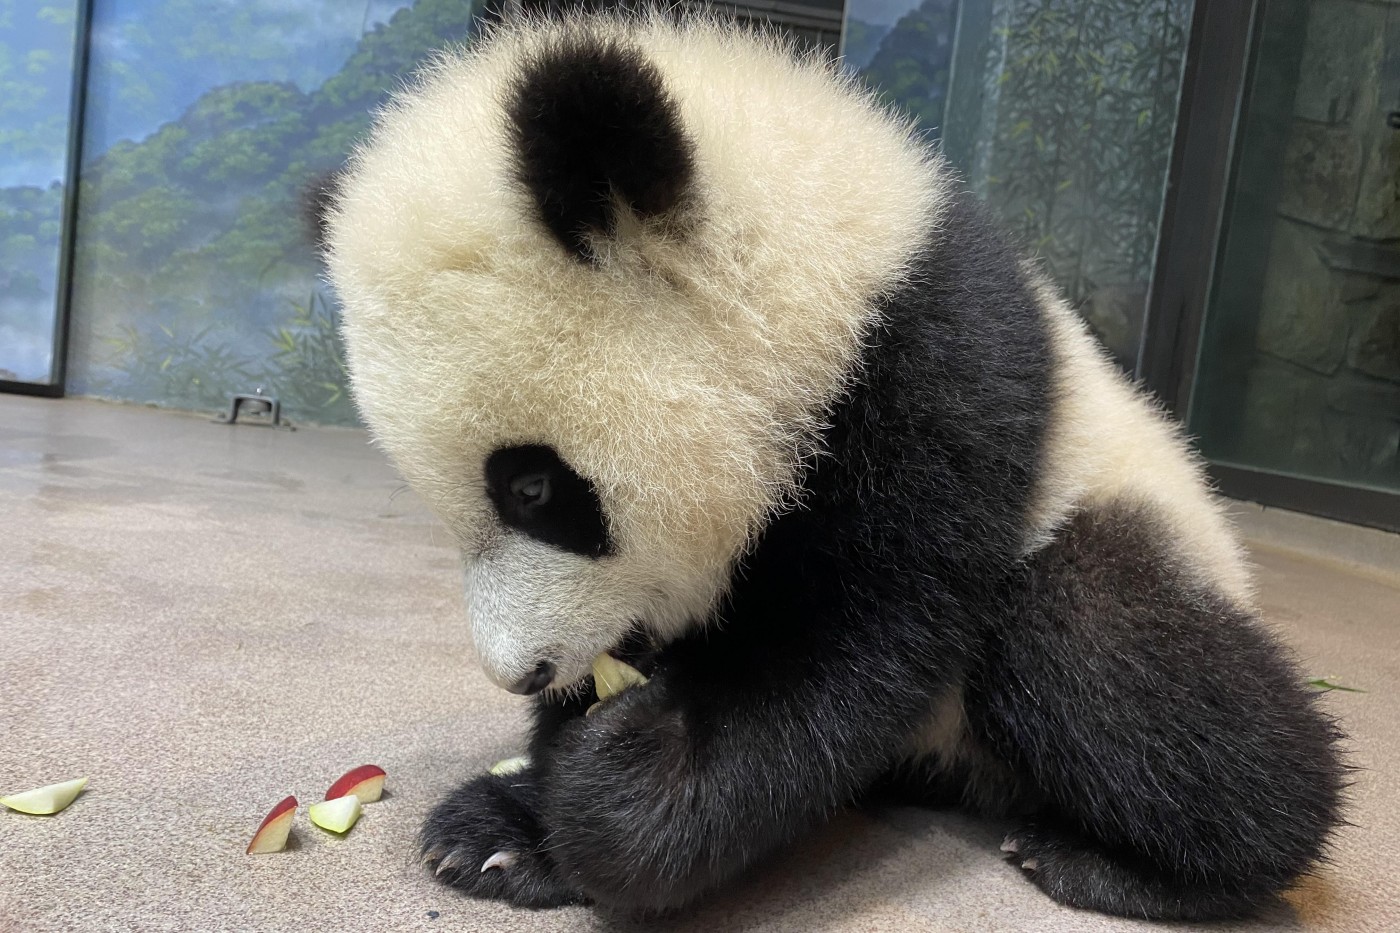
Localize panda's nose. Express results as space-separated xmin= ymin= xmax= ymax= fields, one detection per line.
xmin=506 ymin=660 xmax=555 ymax=695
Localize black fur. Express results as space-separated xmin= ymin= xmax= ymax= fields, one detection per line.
xmin=969 ymin=504 xmax=1347 ymax=920
xmin=484 ymin=444 xmax=613 ymax=558
xmin=420 ymin=189 xmax=1345 ymax=918
xmin=421 ymin=769 xmax=582 ymax=908
xmin=508 ymin=34 xmax=695 ymax=261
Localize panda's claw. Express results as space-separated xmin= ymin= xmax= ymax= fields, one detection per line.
xmin=481 ymin=850 xmax=516 ymax=873
xmin=420 ymin=772 xmax=583 ymax=907
xmin=435 ymin=849 xmax=468 ymax=876
xmin=1000 ymin=835 xmax=1021 ymax=854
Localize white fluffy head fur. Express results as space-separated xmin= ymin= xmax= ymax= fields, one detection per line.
xmin=324 ymin=15 xmax=944 ymax=689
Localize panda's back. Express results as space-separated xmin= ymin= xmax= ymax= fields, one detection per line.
xmin=1025 ymin=286 xmax=1253 ymax=607
xmin=631 ymin=18 xmax=1254 ymax=610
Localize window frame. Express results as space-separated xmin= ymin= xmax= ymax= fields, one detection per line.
xmin=0 ymin=0 xmax=94 ymax=399
xmin=1139 ymin=0 xmax=1400 ymax=533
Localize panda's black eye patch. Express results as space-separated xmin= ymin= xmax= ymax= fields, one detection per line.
xmin=484 ymin=445 xmax=612 ymax=558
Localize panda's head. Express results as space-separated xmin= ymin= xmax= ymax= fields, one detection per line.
xmin=321 ymin=15 xmax=942 ymax=694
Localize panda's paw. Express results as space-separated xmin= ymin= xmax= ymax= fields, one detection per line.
xmin=1002 ymin=821 xmax=1137 ymax=911
xmin=420 ymin=772 xmax=584 ymax=909
xmin=1000 ymin=822 xmax=1070 ymax=880
xmin=1000 ymin=821 xmax=1266 ymax=921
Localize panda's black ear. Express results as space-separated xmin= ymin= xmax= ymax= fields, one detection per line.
xmin=508 ymin=35 xmax=695 ymax=262
xmin=300 ymin=168 xmax=344 ymax=256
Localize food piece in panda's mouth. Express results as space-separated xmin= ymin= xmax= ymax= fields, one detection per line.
xmin=593 ymin=652 xmax=649 ymax=699
xmin=587 ymin=653 xmax=649 ymax=715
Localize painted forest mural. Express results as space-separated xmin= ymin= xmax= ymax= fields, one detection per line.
xmin=1 ymin=0 xmax=1192 ymax=420
xmin=58 ymin=0 xmax=484 ymax=423
xmin=847 ymin=0 xmax=1192 ymax=368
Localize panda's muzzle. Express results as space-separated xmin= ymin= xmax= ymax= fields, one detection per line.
xmin=506 ymin=622 xmax=658 ymax=694
xmin=502 ymin=629 xmax=656 ymax=697
xmin=505 ymin=660 xmax=557 ymax=696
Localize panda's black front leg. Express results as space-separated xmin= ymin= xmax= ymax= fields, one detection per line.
xmin=420 ymin=766 xmax=584 ymax=908
xmin=421 ymin=691 xmax=592 ymax=908
xmin=529 ymin=630 xmax=949 ymax=913
xmin=424 ymin=543 xmax=957 ymax=914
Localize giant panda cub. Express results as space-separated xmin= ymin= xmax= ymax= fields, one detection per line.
xmin=319 ymin=13 xmax=1345 ymax=921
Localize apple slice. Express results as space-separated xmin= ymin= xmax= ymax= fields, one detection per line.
xmin=592 ymin=653 xmax=648 ymax=700
xmin=489 ymin=756 xmax=529 ymax=776
xmin=0 ymin=777 xmax=88 ymax=815
xmin=245 ymin=795 xmax=298 ymax=854
xmin=324 ymin=764 xmax=386 ymax=804
xmin=308 ymin=794 xmax=361 ymax=834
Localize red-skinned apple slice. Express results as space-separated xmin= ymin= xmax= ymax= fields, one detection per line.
xmin=246 ymin=795 xmax=297 ymax=854
xmin=324 ymin=764 xmax=386 ymax=804
xmin=308 ymin=794 xmax=361 ymax=834
xmin=1 ymin=777 xmax=88 ymax=815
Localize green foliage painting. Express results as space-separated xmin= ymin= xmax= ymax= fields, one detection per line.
xmin=856 ymin=0 xmax=958 ymax=137
xmin=56 ymin=0 xmax=485 ymax=424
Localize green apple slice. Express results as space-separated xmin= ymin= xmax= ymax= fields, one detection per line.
xmin=0 ymin=777 xmax=88 ymax=815
xmin=592 ymin=654 xmax=648 ymax=701
xmin=307 ymin=794 xmax=361 ymax=834
xmin=488 ymin=756 xmax=530 ymax=776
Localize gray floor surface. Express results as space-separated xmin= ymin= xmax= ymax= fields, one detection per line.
xmin=2 ymin=395 xmax=1396 ymax=932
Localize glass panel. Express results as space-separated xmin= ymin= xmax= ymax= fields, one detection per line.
xmin=845 ymin=0 xmax=1194 ymax=371
xmin=842 ymin=0 xmax=959 ymax=141
xmin=0 ymin=2 xmax=83 ymax=386
xmin=64 ymin=0 xmax=485 ymax=425
xmin=1190 ymin=0 xmax=1400 ymax=492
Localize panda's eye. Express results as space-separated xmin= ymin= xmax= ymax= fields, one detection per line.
xmin=509 ymin=473 xmax=551 ymax=508
xmin=484 ymin=444 xmax=612 ymax=558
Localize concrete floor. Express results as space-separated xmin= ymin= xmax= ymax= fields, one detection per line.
xmin=1 ymin=394 xmax=1396 ymax=933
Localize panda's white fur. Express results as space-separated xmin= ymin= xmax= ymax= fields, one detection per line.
xmin=328 ymin=16 xmax=948 ymax=688
xmin=329 ymin=15 xmax=1247 ymax=689
xmin=323 ymin=14 xmax=1343 ymax=921
xmin=1027 ymin=276 xmax=1253 ymax=605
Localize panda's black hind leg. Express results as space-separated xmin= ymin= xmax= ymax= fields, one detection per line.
xmin=420 ymin=769 xmax=584 ymax=908
xmin=999 ymin=820 xmax=1279 ymax=921
xmin=967 ymin=503 xmax=1345 ymax=921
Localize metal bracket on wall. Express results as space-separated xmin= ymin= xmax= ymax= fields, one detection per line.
xmin=215 ymin=387 xmax=293 ymax=430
